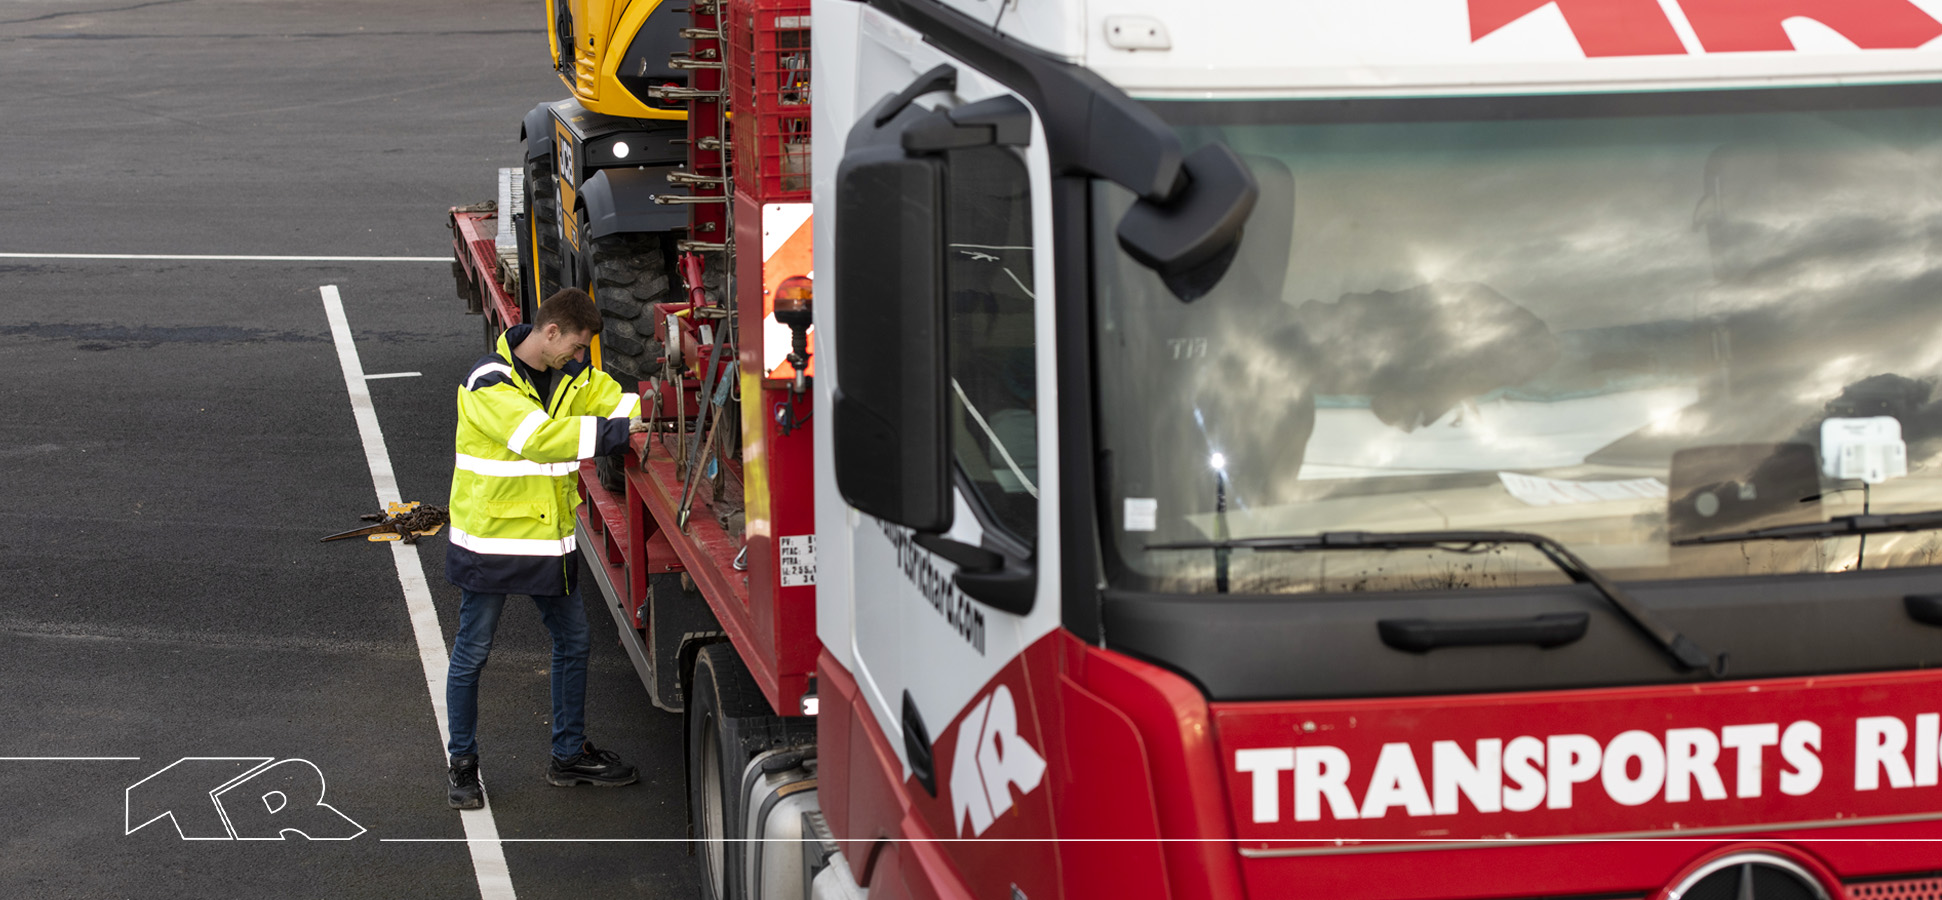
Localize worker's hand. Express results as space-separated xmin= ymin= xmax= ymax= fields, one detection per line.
xmin=629 ymin=416 xmax=650 ymax=434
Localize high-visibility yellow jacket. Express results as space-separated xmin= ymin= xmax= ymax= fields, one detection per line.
xmin=445 ymin=324 xmax=640 ymax=595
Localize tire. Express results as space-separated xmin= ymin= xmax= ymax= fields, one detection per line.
xmin=587 ymin=228 xmax=672 ymax=495
xmin=687 ymin=643 xmax=814 ymax=900
xmin=522 ymin=153 xmax=565 ymax=320
xmin=590 ymin=230 xmax=673 ymax=386
xmin=591 ymin=233 xmax=730 ymax=387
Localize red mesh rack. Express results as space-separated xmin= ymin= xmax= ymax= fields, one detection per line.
xmin=725 ymin=0 xmax=811 ymax=202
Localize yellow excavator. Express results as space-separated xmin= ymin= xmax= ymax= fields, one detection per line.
xmin=545 ymin=0 xmax=691 ymax=120
xmin=517 ymin=0 xmax=718 ymax=393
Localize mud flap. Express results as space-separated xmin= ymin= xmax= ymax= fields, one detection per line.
xmin=648 ymin=571 xmax=724 ymax=712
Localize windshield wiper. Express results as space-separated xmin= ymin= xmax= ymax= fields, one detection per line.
xmin=1672 ymin=509 xmax=1942 ymax=546
xmin=1147 ymin=529 xmax=1722 ymax=676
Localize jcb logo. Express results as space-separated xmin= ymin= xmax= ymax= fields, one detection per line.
xmin=1471 ymin=0 xmax=1942 ymax=57
xmin=125 ymin=758 xmax=365 ymax=841
xmin=950 ymin=685 xmax=1047 ymax=837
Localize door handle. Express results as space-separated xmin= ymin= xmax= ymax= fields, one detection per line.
xmin=901 ymin=691 xmax=936 ymax=797
xmin=1379 ymin=612 xmax=1590 ymax=653
xmin=1906 ymin=594 xmax=1942 ymax=627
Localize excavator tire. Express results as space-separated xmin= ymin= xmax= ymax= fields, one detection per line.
xmin=523 ymin=154 xmax=565 ymax=320
xmin=591 ymin=230 xmax=672 ymax=495
xmin=591 ymin=230 xmax=672 ymax=388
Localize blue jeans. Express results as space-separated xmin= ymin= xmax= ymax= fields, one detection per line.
xmin=446 ymin=587 xmax=590 ymax=762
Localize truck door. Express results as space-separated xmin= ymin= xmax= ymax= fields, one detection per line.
xmin=831 ymin=9 xmax=1065 ymax=867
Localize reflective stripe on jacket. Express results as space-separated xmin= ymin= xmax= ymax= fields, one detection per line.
xmin=445 ymin=324 xmax=641 ymax=595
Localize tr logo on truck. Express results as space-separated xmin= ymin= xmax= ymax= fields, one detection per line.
xmin=1471 ymin=0 xmax=1942 ymax=57
xmin=950 ymin=685 xmax=1047 ymax=837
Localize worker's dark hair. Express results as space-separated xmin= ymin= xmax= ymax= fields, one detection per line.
xmin=535 ymin=287 xmax=603 ymax=335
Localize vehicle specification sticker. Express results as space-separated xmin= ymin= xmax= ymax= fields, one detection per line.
xmin=779 ymin=534 xmax=816 ymax=587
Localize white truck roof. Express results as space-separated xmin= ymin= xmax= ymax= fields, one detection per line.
xmin=933 ymin=0 xmax=1942 ymax=98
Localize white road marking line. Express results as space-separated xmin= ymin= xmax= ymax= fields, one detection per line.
xmin=363 ymin=372 xmax=424 ymax=380
xmin=1 ymin=252 xmax=447 ymax=262
xmin=320 ymin=285 xmax=516 ymax=900
xmin=0 ymin=757 xmax=141 ymax=760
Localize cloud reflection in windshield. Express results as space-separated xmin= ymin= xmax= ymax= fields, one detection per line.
xmin=1097 ymin=102 xmax=1942 ymax=585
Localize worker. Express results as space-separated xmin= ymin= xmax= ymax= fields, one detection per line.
xmin=442 ymin=288 xmax=645 ymax=809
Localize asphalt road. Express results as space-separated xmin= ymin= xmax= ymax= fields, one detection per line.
xmin=0 ymin=2 xmax=698 ymax=897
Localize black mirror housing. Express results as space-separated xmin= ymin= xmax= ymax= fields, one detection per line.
xmin=1116 ymin=142 xmax=1260 ymax=302
xmin=832 ymin=113 xmax=953 ymax=533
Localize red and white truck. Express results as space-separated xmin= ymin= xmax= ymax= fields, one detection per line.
xmin=450 ymin=0 xmax=1942 ymax=897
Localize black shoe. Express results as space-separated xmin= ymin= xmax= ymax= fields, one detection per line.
xmin=546 ymin=740 xmax=638 ymax=787
xmin=448 ymin=755 xmax=484 ymax=809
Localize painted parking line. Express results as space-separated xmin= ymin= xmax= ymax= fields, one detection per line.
xmin=320 ymin=285 xmax=516 ymax=900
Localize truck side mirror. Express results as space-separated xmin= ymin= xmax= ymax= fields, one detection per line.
xmin=831 ymin=109 xmax=953 ymax=533
xmin=1116 ymin=142 xmax=1260 ymax=302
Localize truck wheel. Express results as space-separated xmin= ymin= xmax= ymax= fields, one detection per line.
xmin=688 ymin=643 xmax=813 ymax=900
xmin=523 ymin=154 xmax=565 ymax=320
xmin=690 ymin=643 xmax=760 ymax=900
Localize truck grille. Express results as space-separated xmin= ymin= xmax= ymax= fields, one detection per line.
xmin=1849 ymin=877 xmax=1942 ymax=900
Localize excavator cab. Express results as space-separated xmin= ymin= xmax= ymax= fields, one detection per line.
xmin=545 ymin=0 xmax=692 ymax=120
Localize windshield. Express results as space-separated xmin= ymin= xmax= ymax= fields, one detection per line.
xmin=1094 ymin=86 xmax=1942 ymax=594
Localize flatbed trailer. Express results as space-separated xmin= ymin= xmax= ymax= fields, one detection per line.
xmin=451 ymin=194 xmax=814 ymax=714
xmin=447 ymin=203 xmax=517 ymax=338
